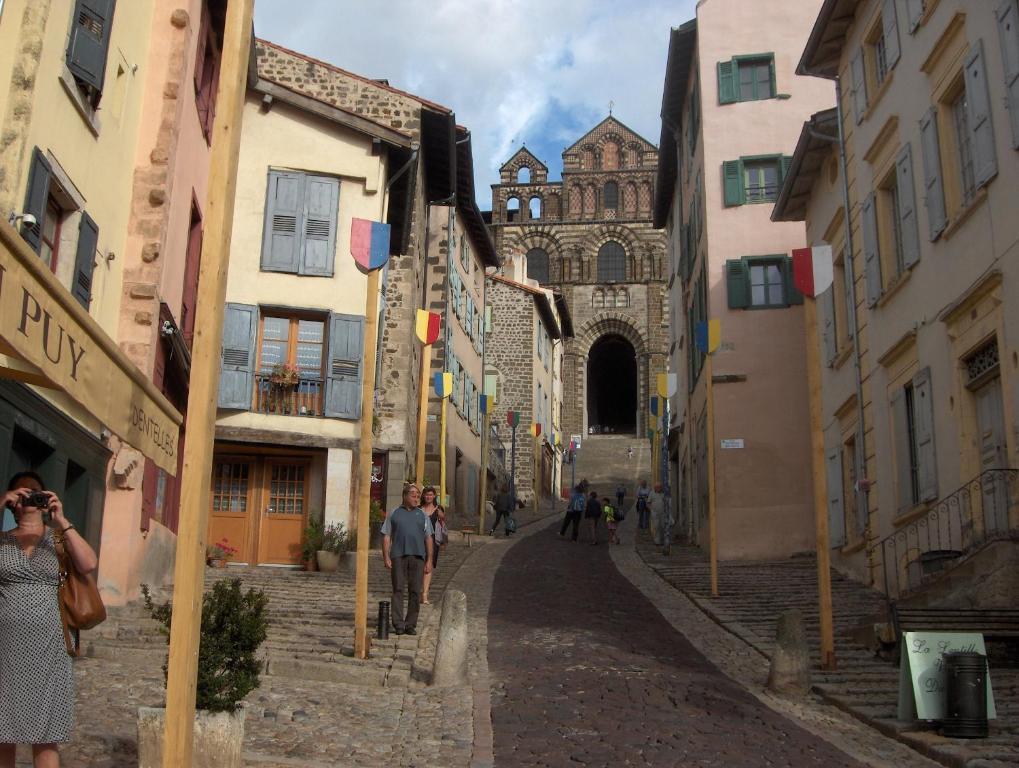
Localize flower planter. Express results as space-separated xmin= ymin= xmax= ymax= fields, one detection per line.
xmin=137 ymin=706 xmax=245 ymax=768
xmin=316 ymin=550 xmax=341 ymax=572
xmin=206 ymin=558 xmax=227 ymax=569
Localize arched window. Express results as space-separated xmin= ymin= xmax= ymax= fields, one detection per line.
xmin=581 ymin=148 xmax=595 ymax=170
xmin=597 ymin=241 xmax=626 ymax=282
xmin=526 ymin=248 xmax=549 ymax=284
xmin=616 ymin=287 xmax=629 ymax=307
xmin=506 ymin=196 xmax=520 ymax=223
xmin=528 ymin=196 xmax=541 ymax=220
xmin=517 ymin=166 xmax=531 ymax=183
xmin=592 ymin=289 xmax=605 ymax=308
xmin=625 ymin=145 xmax=640 ymax=167
xmin=603 ymin=181 xmax=619 ymax=211
xmin=602 ymin=141 xmax=619 ymax=170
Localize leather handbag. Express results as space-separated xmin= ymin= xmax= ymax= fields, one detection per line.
xmin=54 ymin=531 xmax=106 ymax=656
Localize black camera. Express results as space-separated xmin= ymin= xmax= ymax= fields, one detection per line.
xmin=24 ymin=491 xmax=51 ymax=509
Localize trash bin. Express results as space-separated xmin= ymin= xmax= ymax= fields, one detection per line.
xmin=941 ymin=651 xmax=988 ymax=738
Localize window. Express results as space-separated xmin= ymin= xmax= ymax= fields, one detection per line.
xmin=602 ymin=141 xmax=619 ymax=170
xmin=460 ymin=233 xmax=471 ymax=272
xmin=517 ymin=167 xmax=530 ymax=183
xmin=850 ymin=5 xmax=900 ymax=123
xmin=506 ymin=196 xmax=520 ymax=222
xmin=40 ymin=198 xmax=64 ymax=273
xmin=592 ymin=289 xmax=605 ymax=309
xmin=603 ymin=182 xmax=619 ymax=211
xmin=688 ymin=78 xmax=700 ymax=154
xmin=867 ymin=20 xmax=890 ymax=88
xmin=949 ymin=90 xmax=976 ymax=205
xmin=725 ymin=256 xmax=802 ymax=310
xmin=862 ymin=144 xmax=920 ymax=305
xmin=181 ymin=202 xmax=203 ymax=347
xmin=718 ymin=54 xmax=775 ymax=104
xmin=687 ymin=266 xmax=708 ymax=389
xmin=194 ymin=0 xmax=223 ymax=142
xmin=261 ymin=170 xmax=339 ymax=276
xmin=615 ymin=287 xmax=629 ymax=308
xmin=528 ymin=196 xmax=541 ymax=220
xmin=254 ymin=314 xmax=325 ymax=416
xmin=890 ymin=368 xmax=937 ymax=513
xmin=722 ymin=155 xmax=790 ymax=206
xmin=66 ymin=0 xmax=117 ymax=109
xmin=597 ymin=241 xmax=626 ymax=282
xmin=526 ymin=247 xmax=549 ymax=284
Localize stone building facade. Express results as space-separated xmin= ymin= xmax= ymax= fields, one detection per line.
xmin=490 ymin=117 xmax=669 ymax=457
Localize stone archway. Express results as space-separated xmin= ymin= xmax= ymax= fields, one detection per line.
xmin=587 ymin=334 xmax=637 ymax=434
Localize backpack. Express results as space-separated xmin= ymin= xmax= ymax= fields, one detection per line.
xmin=569 ymin=494 xmax=586 ymax=513
xmin=505 ymin=515 xmax=517 ymax=533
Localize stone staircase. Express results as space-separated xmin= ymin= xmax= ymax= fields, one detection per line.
xmin=636 ymin=537 xmax=1019 ymax=768
xmin=569 ymin=433 xmax=652 ymax=499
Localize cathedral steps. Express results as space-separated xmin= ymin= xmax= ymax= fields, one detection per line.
xmin=567 ymin=433 xmax=653 ymax=499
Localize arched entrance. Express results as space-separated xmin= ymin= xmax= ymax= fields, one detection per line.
xmin=587 ymin=334 xmax=637 ymax=434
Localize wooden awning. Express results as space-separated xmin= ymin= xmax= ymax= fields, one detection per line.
xmin=0 ymin=220 xmax=182 ymax=474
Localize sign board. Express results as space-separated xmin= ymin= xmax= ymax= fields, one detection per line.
xmin=0 ymin=221 xmax=181 ymax=474
xmin=897 ymin=632 xmax=996 ymax=721
xmin=720 ymin=439 xmax=744 ymax=449
xmin=570 ymin=433 xmax=582 ymax=450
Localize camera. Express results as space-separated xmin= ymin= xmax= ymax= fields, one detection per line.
xmin=25 ymin=491 xmax=51 ymax=509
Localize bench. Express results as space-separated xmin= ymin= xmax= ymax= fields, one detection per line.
xmin=892 ymin=606 xmax=1019 ymax=648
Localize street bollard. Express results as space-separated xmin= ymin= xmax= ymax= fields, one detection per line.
xmin=377 ymin=601 xmax=390 ymax=640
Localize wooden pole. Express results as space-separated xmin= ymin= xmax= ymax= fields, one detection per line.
xmin=415 ymin=344 xmax=431 ymax=485
xmin=532 ymin=432 xmax=539 ymax=516
xmin=162 ymin=0 xmax=252 ymax=762
xmin=354 ymin=269 xmax=382 ymax=659
xmin=706 ymin=352 xmax=719 ymax=598
xmin=439 ymin=392 xmax=448 ymax=507
xmin=478 ymin=404 xmax=490 ymax=534
xmin=805 ymin=295 xmax=836 ymax=670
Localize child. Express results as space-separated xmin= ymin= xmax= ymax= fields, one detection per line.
xmin=603 ymin=497 xmax=619 ymax=545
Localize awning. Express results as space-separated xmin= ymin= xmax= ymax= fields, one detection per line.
xmin=0 ymin=220 xmax=182 ymax=474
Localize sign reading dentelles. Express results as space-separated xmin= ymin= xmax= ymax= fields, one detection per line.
xmin=0 ymin=222 xmax=181 ymax=474
xmin=897 ymin=632 xmax=997 ymax=721
xmin=720 ymin=439 xmax=744 ymax=449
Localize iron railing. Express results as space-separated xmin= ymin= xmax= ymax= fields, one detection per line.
xmin=870 ymin=468 xmax=1018 ymax=600
xmin=254 ymin=375 xmax=324 ymax=417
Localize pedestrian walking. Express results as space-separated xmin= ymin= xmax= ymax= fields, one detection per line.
xmin=419 ymin=485 xmax=445 ymax=605
xmin=615 ymin=482 xmax=625 ymax=511
xmin=381 ymin=483 xmax=433 ymax=636
xmin=602 ymin=497 xmax=620 ymax=545
xmin=559 ymin=485 xmax=586 ymax=542
xmin=626 ymin=446 xmax=634 ymax=460
xmin=1 ymin=471 xmax=100 ymax=768
xmin=490 ymin=483 xmax=515 ymax=537
xmin=636 ymin=479 xmax=651 ymax=529
xmin=584 ymin=491 xmax=602 ymax=545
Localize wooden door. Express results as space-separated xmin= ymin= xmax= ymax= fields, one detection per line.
xmin=208 ymin=459 xmax=255 ymax=563
xmin=257 ymin=460 xmax=309 ymax=565
xmin=975 ymin=378 xmax=1008 ymax=534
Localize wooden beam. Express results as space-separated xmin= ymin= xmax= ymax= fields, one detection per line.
xmin=162 ymin=0 xmax=253 ymax=763
xmin=706 ymin=352 xmax=719 ymax=598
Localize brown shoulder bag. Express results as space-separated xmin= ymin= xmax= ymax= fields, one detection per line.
xmin=54 ymin=531 xmax=106 ymax=656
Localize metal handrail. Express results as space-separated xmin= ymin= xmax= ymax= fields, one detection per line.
xmin=869 ymin=468 xmax=1018 ymax=600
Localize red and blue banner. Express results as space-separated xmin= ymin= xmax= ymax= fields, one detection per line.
xmin=350 ymin=218 xmax=391 ymax=270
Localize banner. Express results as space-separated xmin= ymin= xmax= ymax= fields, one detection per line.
xmin=792 ymin=244 xmax=834 ymax=297
xmin=433 ymin=371 xmax=452 ymax=398
xmin=415 ymin=309 xmax=440 ymax=344
xmin=695 ymin=319 xmax=721 ymax=354
xmin=350 ymin=218 xmax=391 ymax=270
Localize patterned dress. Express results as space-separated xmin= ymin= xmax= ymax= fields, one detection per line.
xmin=0 ymin=529 xmax=74 ymax=744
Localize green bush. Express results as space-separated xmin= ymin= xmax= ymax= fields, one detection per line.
xmin=142 ymin=579 xmax=269 ymax=713
xmin=321 ymin=521 xmax=348 ymax=554
xmin=302 ymin=516 xmax=324 ymax=562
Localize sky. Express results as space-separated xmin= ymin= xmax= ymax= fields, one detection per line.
xmin=253 ymin=0 xmax=698 ymax=208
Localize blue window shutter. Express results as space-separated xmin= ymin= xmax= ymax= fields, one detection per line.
xmin=261 ymin=170 xmax=302 ymax=273
xmin=717 ymin=60 xmax=737 ymax=104
xmin=21 ymin=148 xmax=51 ymax=253
xmin=725 ymin=259 xmax=749 ymax=309
xmin=827 ymin=447 xmax=846 ymax=548
xmin=300 ymin=175 xmax=339 ymax=276
xmin=66 ymin=0 xmax=116 ymax=98
xmin=906 ymin=0 xmax=924 ymax=32
xmin=861 ymin=192 xmax=882 ymax=307
xmin=325 ymin=313 xmax=364 ymax=419
xmin=896 ymin=143 xmax=921 ymax=269
xmin=912 ymin=367 xmax=938 ymax=503
xmin=891 ymin=388 xmax=913 ymax=513
xmin=996 ymin=0 xmax=1019 ymax=149
xmin=964 ymin=40 xmax=998 ymax=188
xmin=820 ymin=288 xmax=837 ymax=366
xmin=72 ymin=212 xmax=98 ymax=310
xmin=850 ymin=48 xmax=868 ymax=124
xmin=218 ymin=303 xmax=256 ymax=409
xmin=722 ymin=160 xmax=743 ymax=206
xmin=882 ymin=0 xmax=901 ymax=69
xmin=918 ymin=107 xmax=947 ymax=239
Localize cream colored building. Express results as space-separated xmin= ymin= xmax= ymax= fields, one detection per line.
xmin=655 ymin=0 xmax=835 ymax=560
xmin=775 ymin=0 xmax=1019 ymax=597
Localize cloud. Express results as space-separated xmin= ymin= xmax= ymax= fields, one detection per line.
xmin=253 ymin=0 xmax=697 ymax=207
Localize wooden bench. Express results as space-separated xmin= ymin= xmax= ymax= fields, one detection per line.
xmin=892 ymin=606 xmax=1019 ymax=645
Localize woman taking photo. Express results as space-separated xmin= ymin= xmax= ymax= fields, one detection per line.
xmin=419 ymin=485 xmax=446 ymax=604
xmin=0 ymin=471 xmax=98 ymax=768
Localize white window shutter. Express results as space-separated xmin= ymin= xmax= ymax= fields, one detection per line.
xmin=891 ymin=388 xmax=914 ymax=514
xmin=964 ymin=40 xmax=998 ymax=188
xmin=996 ymin=0 xmax=1019 ymax=148
xmin=906 ymin=0 xmax=924 ymax=32
xmin=300 ymin=176 xmax=339 ymax=276
xmin=918 ymin=107 xmax=947 ymax=239
xmin=827 ymin=447 xmax=846 ymax=548
xmin=861 ymin=193 xmax=882 ymax=306
xmin=882 ymin=0 xmax=901 ymax=68
xmin=896 ymin=143 xmax=921 ymax=269
xmin=850 ymin=48 xmax=868 ymax=124
xmin=912 ymin=367 xmax=938 ymax=503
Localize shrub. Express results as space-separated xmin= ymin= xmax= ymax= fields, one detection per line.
xmin=302 ymin=516 xmax=324 ymax=562
xmin=321 ymin=521 xmax=348 ymax=554
xmin=142 ymin=579 xmax=269 ymax=713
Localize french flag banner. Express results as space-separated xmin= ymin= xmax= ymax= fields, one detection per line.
xmin=350 ymin=218 xmax=391 ymax=270
xmin=792 ymin=244 xmax=834 ymax=298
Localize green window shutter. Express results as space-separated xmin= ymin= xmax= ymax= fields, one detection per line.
xmin=780 ymin=155 xmax=793 ymax=187
xmin=826 ymin=447 xmax=846 ymax=548
xmin=906 ymin=0 xmax=924 ymax=32
xmin=882 ymin=0 xmax=901 ymax=69
xmin=325 ymin=312 xmax=364 ymax=419
xmin=21 ymin=148 xmax=52 ymax=253
xmin=261 ymin=170 xmax=303 ymax=273
xmin=850 ymin=48 xmax=868 ymax=124
xmin=964 ymin=40 xmax=998 ymax=188
xmin=820 ymin=288 xmax=837 ymax=366
xmin=861 ymin=192 xmax=882 ymax=307
xmin=783 ymin=257 xmax=803 ymax=305
xmin=717 ymin=60 xmax=737 ymax=104
xmin=769 ymin=55 xmax=777 ymax=97
xmin=725 ymin=259 xmax=749 ymax=309
xmin=66 ymin=0 xmax=116 ymax=99
xmin=997 ymin=0 xmax=1019 ymax=148
xmin=72 ymin=212 xmax=98 ymax=310
xmin=918 ymin=107 xmax=948 ymax=239
xmin=300 ymin=175 xmax=339 ymax=276
xmin=912 ymin=367 xmax=938 ymax=503
xmin=896 ymin=143 xmax=921 ymax=269
xmin=722 ymin=160 xmax=743 ymax=206
xmin=218 ymin=303 xmax=257 ymax=410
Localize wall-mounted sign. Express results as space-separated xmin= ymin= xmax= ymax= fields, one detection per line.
xmin=897 ymin=632 xmax=996 ymax=721
xmin=720 ymin=439 xmax=744 ymax=449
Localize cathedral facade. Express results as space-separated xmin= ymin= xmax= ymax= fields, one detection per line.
xmin=490 ymin=117 xmax=669 ymax=450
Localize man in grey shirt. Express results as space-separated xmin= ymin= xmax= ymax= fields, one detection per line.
xmin=382 ymin=483 xmax=433 ymax=635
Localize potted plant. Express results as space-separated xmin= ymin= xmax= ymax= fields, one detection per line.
xmin=206 ymin=538 xmax=237 ymax=568
xmin=137 ymin=579 xmax=269 ymax=768
xmin=268 ymin=363 xmax=300 ymax=414
xmin=301 ymin=517 xmax=324 ymax=571
xmin=369 ymin=499 xmax=386 ymax=550
xmin=316 ymin=521 xmax=348 ymax=572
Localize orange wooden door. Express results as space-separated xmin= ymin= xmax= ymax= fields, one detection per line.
xmin=257 ymin=460 xmax=308 ymax=565
xmin=208 ymin=459 xmax=254 ymax=563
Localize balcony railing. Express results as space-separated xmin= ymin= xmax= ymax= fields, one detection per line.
xmin=869 ymin=468 xmax=1018 ymax=600
xmin=254 ymin=375 xmax=324 ymax=417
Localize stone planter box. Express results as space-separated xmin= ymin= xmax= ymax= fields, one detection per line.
xmin=137 ymin=706 xmax=245 ymax=768
xmin=316 ymin=550 xmax=341 ymax=572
